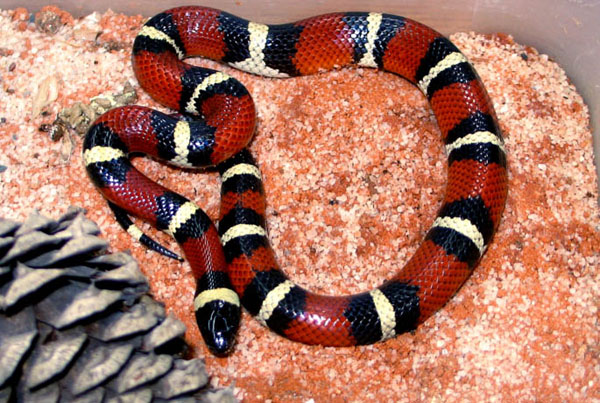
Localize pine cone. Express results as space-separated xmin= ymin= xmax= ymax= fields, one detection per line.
xmin=0 ymin=207 xmax=236 ymax=402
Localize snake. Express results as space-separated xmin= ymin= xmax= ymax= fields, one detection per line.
xmin=83 ymin=6 xmax=508 ymax=355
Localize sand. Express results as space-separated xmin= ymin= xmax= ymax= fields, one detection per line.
xmin=0 ymin=6 xmax=599 ymax=402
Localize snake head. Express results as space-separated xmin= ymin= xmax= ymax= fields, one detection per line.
xmin=196 ymin=298 xmax=241 ymax=356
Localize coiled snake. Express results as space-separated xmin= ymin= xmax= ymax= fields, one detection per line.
xmin=83 ymin=6 xmax=508 ymax=355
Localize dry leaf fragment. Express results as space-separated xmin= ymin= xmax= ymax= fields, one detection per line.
xmin=32 ymin=75 xmax=59 ymax=117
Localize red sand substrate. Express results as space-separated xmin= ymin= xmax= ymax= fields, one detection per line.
xmin=1 ymin=6 xmax=599 ymax=402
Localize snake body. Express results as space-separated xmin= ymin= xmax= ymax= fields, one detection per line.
xmin=83 ymin=6 xmax=508 ymax=355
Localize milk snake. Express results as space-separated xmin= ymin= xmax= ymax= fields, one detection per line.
xmin=83 ymin=6 xmax=508 ymax=355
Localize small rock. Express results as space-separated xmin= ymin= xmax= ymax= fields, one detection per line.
xmin=34 ymin=10 xmax=63 ymax=34
xmin=48 ymin=117 xmax=67 ymax=141
xmin=72 ymin=12 xmax=102 ymax=42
